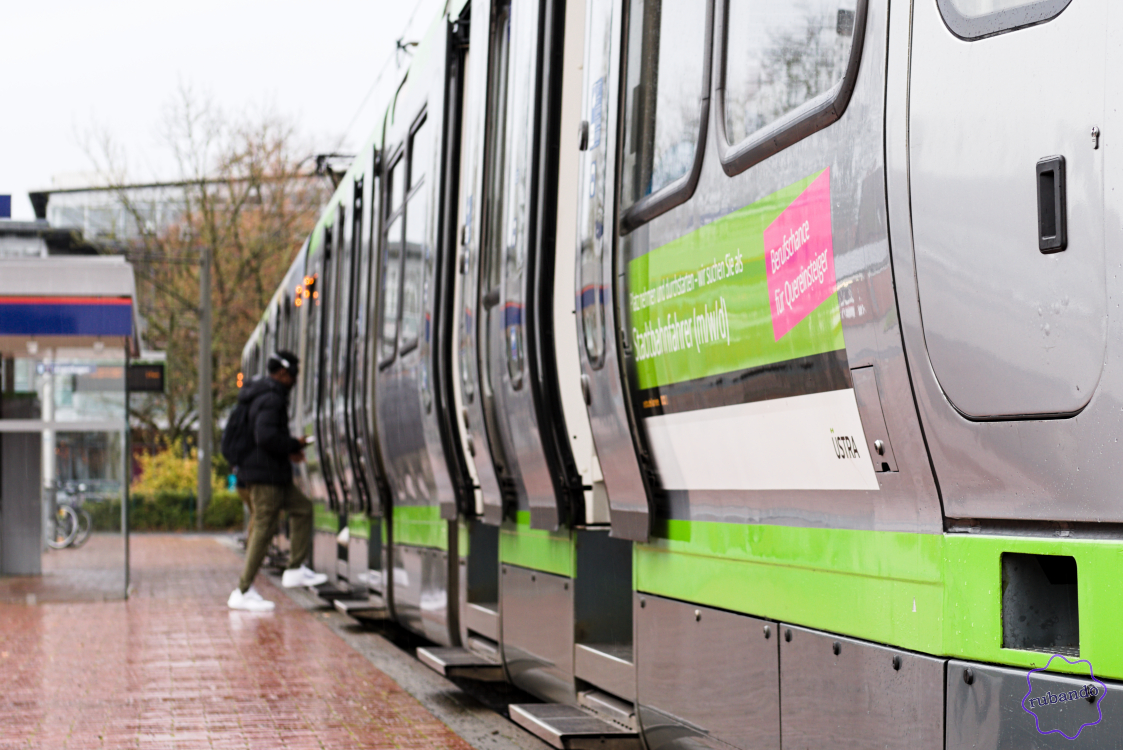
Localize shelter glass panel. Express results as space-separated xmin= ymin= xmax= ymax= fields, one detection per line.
xmin=0 ymin=347 xmax=128 ymax=598
xmin=1 ymin=357 xmax=42 ymax=419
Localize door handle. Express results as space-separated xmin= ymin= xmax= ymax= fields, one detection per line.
xmin=1037 ymin=156 xmax=1067 ymax=253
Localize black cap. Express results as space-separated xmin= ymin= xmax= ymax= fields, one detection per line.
xmin=267 ymin=350 xmax=300 ymax=377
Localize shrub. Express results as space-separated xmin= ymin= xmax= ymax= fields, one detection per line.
xmin=132 ymin=440 xmax=196 ymax=495
xmin=131 ymin=439 xmax=229 ymax=498
xmin=203 ymin=490 xmax=244 ymax=529
xmin=90 ymin=498 xmax=123 ymax=532
xmin=89 ymin=489 xmax=244 ymax=532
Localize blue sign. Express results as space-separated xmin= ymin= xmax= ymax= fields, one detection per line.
xmin=0 ymin=195 xmax=10 ymax=219
xmin=0 ymin=297 xmax=133 ymax=337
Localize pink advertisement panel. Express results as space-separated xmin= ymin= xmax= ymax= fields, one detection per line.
xmin=763 ymin=169 xmax=837 ymax=341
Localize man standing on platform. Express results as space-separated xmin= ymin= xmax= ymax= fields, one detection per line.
xmin=228 ymin=351 xmax=327 ymax=611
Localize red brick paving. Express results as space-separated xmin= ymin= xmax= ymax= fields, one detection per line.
xmin=0 ymin=534 xmax=473 ymax=750
xmin=1 ymin=533 xmax=126 ymax=604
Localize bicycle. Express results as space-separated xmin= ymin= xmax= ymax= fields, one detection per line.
xmin=62 ymin=483 xmax=94 ymax=548
xmin=46 ymin=498 xmax=79 ymax=549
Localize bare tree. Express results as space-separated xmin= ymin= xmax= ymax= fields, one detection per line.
xmin=84 ymin=86 xmax=327 ymax=455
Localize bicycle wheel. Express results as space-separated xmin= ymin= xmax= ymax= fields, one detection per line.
xmin=46 ymin=505 xmax=79 ymax=549
xmin=71 ymin=508 xmax=93 ymax=547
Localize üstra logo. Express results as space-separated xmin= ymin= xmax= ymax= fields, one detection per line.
xmin=1021 ymin=654 xmax=1107 ymax=740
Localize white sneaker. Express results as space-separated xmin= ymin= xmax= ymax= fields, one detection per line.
xmin=228 ymin=587 xmax=275 ymax=611
xmin=243 ymin=586 xmax=268 ymax=602
xmin=282 ymin=565 xmax=328 ymax=588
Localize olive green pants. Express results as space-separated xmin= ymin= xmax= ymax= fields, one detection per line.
xmin=238 ymin=483 xmax=313 ymax=593
xmin=236 ymin=485 xmax=253 ymax=532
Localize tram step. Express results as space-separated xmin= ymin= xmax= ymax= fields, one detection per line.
xmin=577 ymin=689 xmax=635 ymax=729
xmin=508 ymin=704 xmax=640 ymax=750
xmin=574 ymin=643 xmax=635 ymax=702
xmin=333 ymin=595 xmax=388 ymax=621
xmin=416 ymin=646 xmax=506 ymax=682
xmin=313 ymin=583 xmax=362 ymax=602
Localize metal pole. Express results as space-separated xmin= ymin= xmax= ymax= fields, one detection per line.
xmin=123 ymin=346 xmax=130 ymax=598
xmin=41 ymin=347 xmax=55 ymax=552
xmin=197 ymin=244 xmax=213 ymax=529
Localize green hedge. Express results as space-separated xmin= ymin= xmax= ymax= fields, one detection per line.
xmin=90 ymin=489 xmax=245 ymax=532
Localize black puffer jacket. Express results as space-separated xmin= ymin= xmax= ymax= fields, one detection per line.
xmin=236 ymin=376 xmax=303 ymax=486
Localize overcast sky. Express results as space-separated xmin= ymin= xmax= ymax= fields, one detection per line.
xmin=1 ymin=0 xmax=443 ymax=220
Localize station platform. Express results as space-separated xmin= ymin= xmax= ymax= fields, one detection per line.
xmin=0 ymin=534 xmax=483 ymax=749
xmin=0 ymin=534 xmax=126 ymax=604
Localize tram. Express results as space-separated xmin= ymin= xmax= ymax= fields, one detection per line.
xmin=242 ymin=0 xmax=1123 ymax=747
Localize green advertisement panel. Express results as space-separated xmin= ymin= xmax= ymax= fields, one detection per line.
xmin=627 ymin=170 xmax=844 ymax=391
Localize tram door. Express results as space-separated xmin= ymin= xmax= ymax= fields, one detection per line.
xmin=453 ymin=2 xmax=508 ymax=650
xmin=908 ymin=0 xmax=1107 ymax=419
xmin=477 ymin=0 xmax=519 ymax=525
xmin=315 ymin=225 xmax=343 ymax=512
xmin=327 ymin=205 xmax=357 ymax=508
xmin=341 ymin=179 xmax=374 ymax=515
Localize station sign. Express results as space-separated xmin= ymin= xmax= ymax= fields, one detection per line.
xmin=127 ymin=364 xmax=165 ymax=393
xmin=36 ymin=363 xmax=98 ymax=376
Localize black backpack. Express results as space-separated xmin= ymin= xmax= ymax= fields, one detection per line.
xmin=221 ymin=398 xmax=255 ymax=467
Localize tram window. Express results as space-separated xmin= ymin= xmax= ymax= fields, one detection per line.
xmin=359 ymin=170 xmax=377 ymax=385
xmin=620 ymin=0 xmax=712 ymax=227
xmin=303 ymin=263 xmax=319 ymax=414
xmin=390 ymin=155 xmax=405 ymax=213
xmin=331 ymin=204 xmax=349 ymax=399
xmin=352 ymin=175 xmax=367 ymax=346
xmin=380 ymin=214 xmax=403 ymax=363
xmin=938 ymin=0 xmax=1070 ymax=39
xmin=282 ymin=297 xmax=291 ymax=350
xmin=401 ymin=179 xmax=427 ymax=349
xmin=399 ymin=118 xmax=429 ymax=354
xmin=499 ymin=0 xmax=539 ymax=388
xmin=722 ymin=0 xmax=859 ymax=147
xmin=477 ymin=1 xmax=513 ymax=398
xmin=482 ymin=2 xmax=511 ymax=298
xmin=273 ymin=305 xmax=282 ymax=350
xmin=409 ymin=117 xmax=431 ymax=189
xmin=578 ymin=0 xmax=614 ymax=369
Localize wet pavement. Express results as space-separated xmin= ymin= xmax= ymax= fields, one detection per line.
xmin=0 ymin=534 xmax=474 ymax=749
xmin=0 ymin=533 xmax=126 ymax=604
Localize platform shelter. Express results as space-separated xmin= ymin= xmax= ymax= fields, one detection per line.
xmin=0 ymin=255 xmax=138 ymax=600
